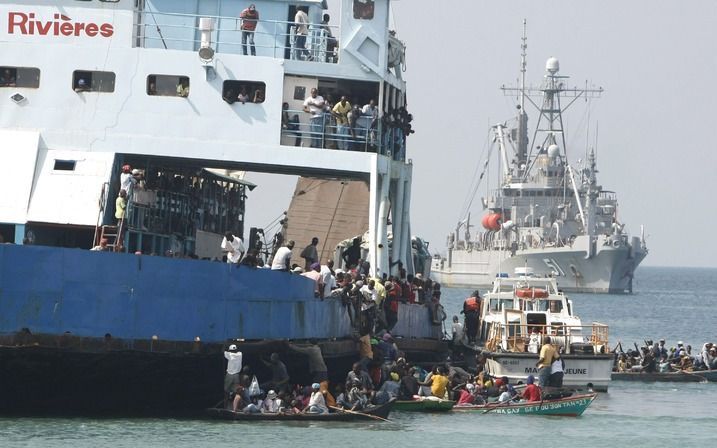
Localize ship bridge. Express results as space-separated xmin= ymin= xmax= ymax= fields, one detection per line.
xmin=0 ymin=0 xmax=414 ymax=276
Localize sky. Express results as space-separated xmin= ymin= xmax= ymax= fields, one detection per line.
xmin=245 ymin=0 xmax=717 ymax=269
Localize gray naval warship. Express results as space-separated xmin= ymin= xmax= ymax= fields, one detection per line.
xmin=431 ymin=27 xmax=648 ymax=294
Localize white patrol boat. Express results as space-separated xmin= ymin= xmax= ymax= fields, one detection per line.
xmin=479 ymin=268 xmax=614 ymax=391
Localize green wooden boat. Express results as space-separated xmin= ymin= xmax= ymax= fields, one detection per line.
xmin=451 ymin=392 xmax=597 ymax=417
xmin=394 ymin=397 xmax=456 ymax=412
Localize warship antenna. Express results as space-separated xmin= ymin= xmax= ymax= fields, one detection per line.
xmin=520 ymin=19 xmax=527 ymax=111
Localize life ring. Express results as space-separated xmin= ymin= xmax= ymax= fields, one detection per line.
xmin=612 ymin=240 xmax=620 ymax=248
xmin=515 ymin=287 xmax=549 ymax=299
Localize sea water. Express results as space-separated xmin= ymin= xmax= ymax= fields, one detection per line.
xmin=1 ymin=266 xmax=715 ymax=447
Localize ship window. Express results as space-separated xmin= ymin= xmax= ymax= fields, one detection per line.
xmin=73 ymin=70 xmax=115 ymax=92
xmin=54 ymin=160 xmax=76 ymax=171
xmin=0 ymin=66 xmax=40 ymax=88
xmin=353 ymin=0 xmax=375 ymax=19
xmin=293 ymin=86 xmax=306 ymax=101
xmin=222 ymin=81 xmax=266 ymax=104
xmin=147 ymin=75 xmax=190 ymax=97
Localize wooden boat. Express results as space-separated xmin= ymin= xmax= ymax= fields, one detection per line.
xmin=393 ymin=397 xmax=455 ymax=412
xmin=205 ymin=399 xmax=394 ymax=422
xmin=611 ymin=370 xmax=717 ymax=383
xmin=451 ymin=392 xmax=597 ymax=417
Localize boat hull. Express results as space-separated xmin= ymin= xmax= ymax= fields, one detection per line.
xmin=611 ymin=370 xmax=717 ymax=382
xmin=452 ymin=393 xmax=597 ymax=417
xmin=485 ymin=352 xmax=613 ymax=392
xmin=393 ymin=398 xmax=455 ymax=412
xmin=432 ymin=242 xmax=647 ymax=294
xmin=205 ymin=400 xmax=394 ymax=421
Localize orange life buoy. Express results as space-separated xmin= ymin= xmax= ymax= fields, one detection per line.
xmin=515 ymin=287 xmax=549 ymax=299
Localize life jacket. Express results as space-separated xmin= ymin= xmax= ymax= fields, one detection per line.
xmin=464 ymin=297 xmax=479 ymax=312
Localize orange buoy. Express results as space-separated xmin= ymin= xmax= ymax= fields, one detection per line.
xmin=515 ymin=287 xmax=549 ymax=299
xmin=481 ymin=213 xmax=502 ymax=231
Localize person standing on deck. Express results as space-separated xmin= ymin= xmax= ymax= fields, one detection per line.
xmin=115 ymin=189 xmax=127 ymax=226
xmin=300 ymin=237 xmax=319 ymax=270
xmin=536 ymin=336 xmax=557 ymax=388
xmin=239 ymin=4 xmax=259 ymax=56
xmin=271 ymin=240 xmax=294 ymax=271
xmin=221 ymin=232 xmax=245 ymax=264
xmin=303 ymin=88 xmax=325 ymax=148
xmin=293 ymin=7 xmax=311 ymax=61
xmin=461 ymin=291 xmax=481 ymax=344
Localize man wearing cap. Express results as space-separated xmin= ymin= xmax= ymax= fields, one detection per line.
xmin=521 ymin=375 xmax=542 ymax=402
xmin=260 ymin=390 xmax=282 ymax=414
xmin=304 ymin=383 xmax=328 ymax=414
xmin=224 ymin=344 xmax=243 ymax=406
xmin=221 ymin=232 xmax=245 ymax=264
xmin=301 ymin=262 xmax=324 ymax=298
xmin=271 ymin=240 xmax=294 ymax=271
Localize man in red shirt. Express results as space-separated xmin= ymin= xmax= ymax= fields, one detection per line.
xmin=521 ymin=375 xmax=542 ymax=402
xmin=240 ymin=4 xmax=259 ymax=56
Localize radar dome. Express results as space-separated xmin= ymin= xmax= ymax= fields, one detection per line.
xmin=546 ymin=57 xmax=560 ymax=74
xmin=547 ymin=144 xmax=560 ymax=158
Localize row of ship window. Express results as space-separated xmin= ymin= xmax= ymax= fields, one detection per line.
xmin=0 ymin=66 xmax=266 ymax=103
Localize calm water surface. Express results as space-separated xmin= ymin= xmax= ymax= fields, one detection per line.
xmin=1 ymin=266 xmax=715 ymax=447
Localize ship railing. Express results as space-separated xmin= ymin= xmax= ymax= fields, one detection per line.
xmin=133 ymin=11 xmax=340 ymax=63
xmin=490 ymin=322 xmax=609 ymax=355
xmin=281 ymin=108 xmax=406 ymax=160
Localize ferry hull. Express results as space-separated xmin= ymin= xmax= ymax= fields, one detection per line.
xmin=484 ymin=352 xmax=613 ymax=392
xmin=432 ymin=244 xmax=647 ymax=294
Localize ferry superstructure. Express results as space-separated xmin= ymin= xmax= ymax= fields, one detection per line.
xmin=0 ymin=0 xmax=435 ymax=414
xmin=431 ymin=25 xmax=648 ymax=294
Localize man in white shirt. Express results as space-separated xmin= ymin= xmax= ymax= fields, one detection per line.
xmin=305 ymin=383 xmax=328 ymax=414
xmin=361 ymin=99 xmax=378 ymax=119
xmin=271 ymin=240 xmax=295 ymax=271
xmin=221 ymin=232 xmax=245 ymax=264
xmin=303 ymin=88 xmax=325 ymax=148
xmin=224 ymin=344 xmax=243 ymax=404
xmin=320 ymin=260 xmax=336 ymax=299
xmin=294 ymin=7 xmax=311 ymax=60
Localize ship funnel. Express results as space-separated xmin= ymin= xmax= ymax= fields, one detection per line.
xmin=198 ymin=18 xmax=215 ymax=63
xmin=546 ymin=57 xmax=559 ymax=74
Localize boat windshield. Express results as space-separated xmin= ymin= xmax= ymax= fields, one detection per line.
xmin=489 ymin=298 xmax=517 ymax=312
xmin=528 ymin=299 xmax=563 ymax=312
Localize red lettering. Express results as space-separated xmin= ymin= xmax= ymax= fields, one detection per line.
xmin=8 ymin=12 xmax=28 ymax=34
xmin=85 ymin=23 xmax=97 ymax=37
xmin=7 ymin=11 xmax=114 ymax=38
xmin=60 ymin=22 xmax=73 ymax=36
xmin=100 ymin=23 xmax=114 ymax=37
xmin=36 ymin=20 xmax=52 ymax=35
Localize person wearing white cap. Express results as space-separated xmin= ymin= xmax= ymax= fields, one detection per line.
xmin=223 ymin=344 xmax=243 ymax=405
xmin=260 ymin=390 xmax=282 ymax=413
xmin=304 ymin=383 xmax=328 ymax=414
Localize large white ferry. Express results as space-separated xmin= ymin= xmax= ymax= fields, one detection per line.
xmin=431 ymin=24 xmax=648 ymax=294
xmin=0 ymin=0 xmax=437 ymax=415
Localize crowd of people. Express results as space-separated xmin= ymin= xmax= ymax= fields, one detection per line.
xmin=616 ymin=339 xmax=717 ymax=373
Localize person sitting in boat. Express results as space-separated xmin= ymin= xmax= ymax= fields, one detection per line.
xmin=346 ymin=362 xmax=374 ymax=393
xmin=398 ymin=367 xmax=419 ymax=399
xmin=243 ymin=396 xmax=261 ymax=413
xmin=641 ymin=350 xmax=657 ymax=373
xmin=304 ymin=383 xmax=329 ymax=414
xmin=345 ymin=380 xmax=369 ymax=411
xmin=260 ymin=390 xmax=282 ymax=413
xmin=497 ymin=384 xmax=513 ymax=403
xmin=429 ymin=366 xmax=450 ymax=399
xmin=679 ymin=354 xmax=694 ymax=372
xmin=375 ymin=372 xmax=400 ymax=404
xmin=231 ymin=385 xmax=246 ymax=412
xmin=520 ymin=375 xmax=542 ymax=402
xmin=657 ymin=356 xmax=672 ymax=373
xmin=701 ymin=343 xmax=715 ymax=370
xmin=455 ymin=383 xmax=476 ymax=406
xmin=617 ymin=353 xmax=630 ymax=372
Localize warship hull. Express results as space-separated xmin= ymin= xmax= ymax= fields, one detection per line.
xmin=432 ymin=237 xmax=648 ymax=294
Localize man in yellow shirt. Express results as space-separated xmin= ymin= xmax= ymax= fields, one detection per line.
xmin=536 ymin=336 xmax=557 ymax=388
xmin=430 ymin=366 xmax=450 ymax=398
xmin=332 ymin=96 xmax=352 ymax=150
